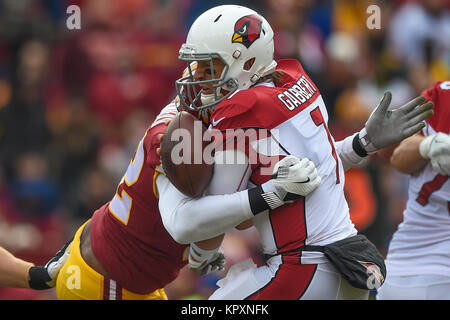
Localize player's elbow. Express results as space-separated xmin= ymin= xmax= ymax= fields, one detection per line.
xmin=168 ymin=227 xmax=192 ymax=244
xmin=162 ymin=217 xmax=192 ymax=244
xmin=161 ymin=207 xmax=201 ymax=244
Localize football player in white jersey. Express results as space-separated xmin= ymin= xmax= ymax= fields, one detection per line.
xmin=156 ymin=5 xmax=434 ymax=299
xmin=376 ymin=81 xmax=450 ymax=300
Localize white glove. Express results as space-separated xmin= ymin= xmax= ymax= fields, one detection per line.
xmin=248 ymin=155 xmax=321 ymax=214
xmin=189 ymin=243 xmax=226 ymax=276
xmin=271 ymin=155 xmax=321 ymax=197
xmin=420 ymin=132 xmax=450 ymax=175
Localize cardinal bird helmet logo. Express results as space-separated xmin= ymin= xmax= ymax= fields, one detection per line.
xmin=232 ymin=14 xmax=262 ymax=49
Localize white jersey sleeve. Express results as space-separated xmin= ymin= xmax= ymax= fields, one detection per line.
xmin=157 ymin=149 xmax=253 ymax=244
xmin=335 ymin=133 xmax=367 ymax=171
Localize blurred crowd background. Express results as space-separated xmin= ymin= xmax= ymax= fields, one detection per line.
xmin=0 ymin=0 xmax=448 ymax=300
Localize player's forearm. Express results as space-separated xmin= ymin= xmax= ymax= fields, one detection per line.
xmin=235 ymin=219 xmax=254 ymax=230
xmin=157 ymin=176 xmax=254 ymax=244
xmin=158 ymin=149 xmax=255 ymax=244
xmin=158 ymin=150 xmax=318 ymax=244
xmin=0 ymin=247 xmax=33 ymax=288
xmin=194 ymin=234 xmax=225 ymax=251
xmin=390 ymin=134 xmax=428 ymax=174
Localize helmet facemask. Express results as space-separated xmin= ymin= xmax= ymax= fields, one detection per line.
xmin=175 ymin=46 xmax=238 ymax=112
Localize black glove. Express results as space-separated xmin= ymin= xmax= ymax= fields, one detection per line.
xmin=28 ymin=237 xmax=72 ymax=290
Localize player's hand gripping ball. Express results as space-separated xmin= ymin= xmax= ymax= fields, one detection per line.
xmin=160 ymin=111 xmax=214 ymax=197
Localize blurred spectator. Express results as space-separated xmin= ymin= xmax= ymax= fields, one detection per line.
xmin=388 ymin=0 xmax=450 ymax=72
xmin=49 ymin=95 xmax=99 ymax=199
xmin=388 ymin=0 xmax=450 ymax=96
xmin=12 ymin=152 xmax=59 ymax=220
xmin=0 ymin=40 xmax=52 ymax=179
xmin=67 ymin=166 xmax=115 ymax=224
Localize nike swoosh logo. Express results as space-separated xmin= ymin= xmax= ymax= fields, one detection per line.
xmin=270 ymin=173 xmax=311 ymax=184
xmin=211 ymin=117 xmax=226 ymax=126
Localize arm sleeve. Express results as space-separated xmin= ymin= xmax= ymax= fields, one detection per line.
xmin=335 ymin=133 xmax=367 ymax=171
xmin=157 ymin=149 xmax=254 ymax=244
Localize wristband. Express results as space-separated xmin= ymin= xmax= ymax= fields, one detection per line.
xmin=28 ymin=266 xmax=51 ymax=290
xmin=248 ymin=186 xmax=270 ymax=214
xmin=358 ymin=127 xmax=378 ymax=154
xmin=353 ymin=133 xmax=369 ymax=157
xmin=248 ymin=185 xmax=284 ymax=215
xmin=419 ymin=135 xmax=433 ymax=159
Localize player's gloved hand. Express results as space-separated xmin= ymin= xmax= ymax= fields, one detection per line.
xmin=358 ymin=92 xmax=434 ymax=154
xmin=271 ymin=155 xmax=321 ymax=197
xmin=28 ymin=237 xmax=72 ymax=290
xmin=248 ymin=155 xmax=321 ymax=214
xmin=188 ymin=243 xmax=226 ymax=276
xmin=420 ymin=132 xmax=450 ymax=175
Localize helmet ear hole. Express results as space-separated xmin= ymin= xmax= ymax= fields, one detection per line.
xmin=244 ymin=57 xmax=255 ymax=71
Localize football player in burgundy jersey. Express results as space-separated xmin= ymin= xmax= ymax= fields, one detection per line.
xmin=157 ymin=5 xmax=434 ymax=300
xmin=51 ymin=94 xmax=318 ymax=299
xmin=54 ymin=101 xmax=189 ymax=299
xmin=376 ymin=81 xmax=450 ymax=300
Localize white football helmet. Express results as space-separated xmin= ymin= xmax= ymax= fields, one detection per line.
xmin=175 ymin=5 xmax=277 ymax=111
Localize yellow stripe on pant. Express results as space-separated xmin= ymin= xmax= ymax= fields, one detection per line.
xmin=55 ymin=220 xmax=167 ymax=300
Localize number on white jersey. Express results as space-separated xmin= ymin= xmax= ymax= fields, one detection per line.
xmin=416 ymin=174 xmax=449 ymax=206
xmin=310 ymin=106 xmax=340 ymax=184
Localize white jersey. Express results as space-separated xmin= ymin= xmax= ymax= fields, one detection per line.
xmin=157 ymin=60 xmax=357 ymax=266
xmin=245 ymin=95 xmax=357 ymax=264
xmin=209 ymin=59 xmax=357 ymax=265
xmin=385 ymin=81 xmax=450 ymax=277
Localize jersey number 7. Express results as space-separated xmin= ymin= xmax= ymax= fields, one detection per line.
xmin=416 ymin=174 xmax=449 ymax=207
xmin=310 ymin=106 xmax=340 ymax=184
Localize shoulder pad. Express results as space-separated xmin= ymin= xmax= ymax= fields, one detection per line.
xmin=276 ymin=59 xmax=306 ymax=84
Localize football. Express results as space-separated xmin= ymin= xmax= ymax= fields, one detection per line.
xmin=160 ymin=111 xmax=214 ymax=198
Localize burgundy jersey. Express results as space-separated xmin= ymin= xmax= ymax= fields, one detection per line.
xmin=90 ymin=102 xmax=189 ymax=294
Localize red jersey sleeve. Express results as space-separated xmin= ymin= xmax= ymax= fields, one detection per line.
xmin=145 ymin=123 xmax=166 ymax=169
xmin=421 ymin=81 xmax=450 ymax=134
xmin=210 ymin=90 xmax=258 ymax=130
